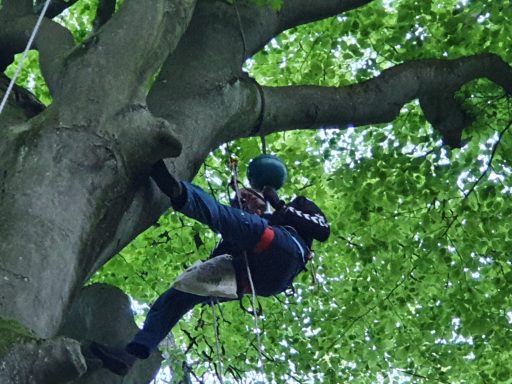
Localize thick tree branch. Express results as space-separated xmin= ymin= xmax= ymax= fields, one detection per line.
xmin=0 ymin=25 xmax=28 ymax=72
xmin=34 ymin=0 xmax=81 ymax=19
xmin=0 ymin=338 xmax=87 ymax=384
xmin=230 ymin=54 xmax=512 ymax=147
xmin=0 ymin=15 xmax=75 ymax=93
xmin=35 ymin=20 xmax=75 ymax=93
xmin=146 ymin=0 xmax=377 ymax=150
xmin=0 ymin=73 xmax=45 ymax=128
xmin=0 ymin=1 xmax=36 ymax=71
xmin=57 ymin=0 xmax=197 ymax=118
xmin=228 ymin=0 xmax=375 ymax=60
xmin=147 ymin=1 xmax=257 ymax=139
xmin=93 ymin=0 xmax=116 ymax=31
xmin=1 ymin=0 xmax=33 ymax=18
xmin=106 ymin=104 xmax=183 ymax=174
xmin=145 ymin=0 xmax=377 ymax=169
xmin=277 ymin=0 xmax=375 ymax=32
xmin=147 ymin=0 xmax=375 ymax=112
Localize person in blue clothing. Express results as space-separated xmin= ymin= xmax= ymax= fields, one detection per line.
xmin=91 ymin=157 xmax=330 ymax=376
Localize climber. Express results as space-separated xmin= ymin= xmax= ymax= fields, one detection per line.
xmin=91 ymin=155 xmax=330 ymax=376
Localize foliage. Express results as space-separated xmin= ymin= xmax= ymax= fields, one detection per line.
xmin=5 ymin=52 xmax=52 ymax=106
xmin=12 ymin=0 xmax=512 ymax=382
xmin=55 ymin=0 xmax=98 ymax=43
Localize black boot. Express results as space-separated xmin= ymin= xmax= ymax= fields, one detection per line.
xmin=90 ymin=342 xmax=137 ymax=376
xmin=150 ymin=160 xmax=183 ymax=199
xmin=126 ymin=341 xmax=151 ymax=359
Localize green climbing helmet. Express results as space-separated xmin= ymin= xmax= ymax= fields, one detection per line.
xmin=247 ymin=154 xmax=288 ymax=191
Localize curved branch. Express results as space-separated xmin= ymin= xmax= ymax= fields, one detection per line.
xmin=95 ymin=0 xmax=196 ymax=85
xmin=93 ymin=0 xmax=116 ymax=31
xmin=1 ymin=0 xmax=33 ymax=18
xmin=0 ymin=24 xmax=28 ymax=72
xmin=0 ymin=1 xmax=36 ymax=71
xmin=106 ymin=104 xmax=183 ymax=174
xmin=0 ymin=15 xmax=75 ymax=92
xmin=277 ymin=0 xmax=375 ymax=32
xmin=0 ymin=337 xmax=87 ymax=384
xmin=231 ymin=0 xmax=375 ymax=59
xmin=147 ymin=0 xmax=376 ymax=113
xmin=34 ymin=0 xmax=80 ymax=19
xmin=35 ymin=20 xmax=76 ymax=93
xmin=147 ymin=0 xmax=377 ymax=139
xmin=57 ymin=0 xmax=197 ymax=116
xmin=237 ymin=54 xmax=512 ymax=147
xmin=0 ymin=73 xmax=45 ymax=128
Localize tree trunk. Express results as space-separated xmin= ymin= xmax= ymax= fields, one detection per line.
xmin=1 ymin=0 xmax=511 ymax=382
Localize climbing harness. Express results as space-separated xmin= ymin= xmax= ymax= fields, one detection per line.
xmin=232 ymin=0 xmax=267 ymax=155
xmin=0 ymin=0 xmax=53 ymax=115
xmin=204 ymin=156 xmax=268 ymax=381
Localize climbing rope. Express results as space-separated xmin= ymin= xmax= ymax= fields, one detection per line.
xmin=0 ymin=0 xmax=52 ymax=115
xmin=229 ymin=157 xmax=266 ymax=380
xmin=260 ymin=135 xmax=267 ymax=155
xmin=210 ymin=298 xmax=225 ymax=384
xmin=233 ymin=0 xmax=268 ymax=157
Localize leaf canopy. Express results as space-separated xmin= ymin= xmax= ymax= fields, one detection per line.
xmin=13 ymin=0 xmax=512 ymax=382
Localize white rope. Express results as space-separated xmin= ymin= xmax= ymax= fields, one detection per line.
xmin=230 ymin=158 xmax=266 ymax=381
xmin=210 ymin=299 xmax=225 ymax=384
xmin=0 ymin=0 xmax=52 ymax=115
xmin=243 ymin=251 xmax=266 ymax=380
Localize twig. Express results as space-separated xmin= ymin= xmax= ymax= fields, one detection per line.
xmin=464 ymin=120 xmax=512 ymax=199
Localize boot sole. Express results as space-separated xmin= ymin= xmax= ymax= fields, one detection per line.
xmin=90 ymin=342 xmax=131 ymax=376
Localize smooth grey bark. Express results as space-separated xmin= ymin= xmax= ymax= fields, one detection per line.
xmin=34 ymin=0 xmax=81 ymax=19
xmin=2 ymin=0 xmax=33 ymax=19
xmin=58 ymin=284 xmax=162 ymax=384
xmin=0 ymin=73 xmax=44 ymax=128
xmin=93 ymin=0 xmax=116 ymax=31
xmin=0 ymin=0 xmax=197 ymax=339
xmin=0 ymin=337 xmax=87 ymax=384
xmin=0 ymin=0 xmax=511 ymax=383
xmin=254 ymin=54 xmax=512 ymax=147
xmin=0 ymin=284 xmax=162 ymax=384
xmin=278 ymin=0 xmax=375 ymax=31
xmin=0 ymin=14 xmax=75 ymax=91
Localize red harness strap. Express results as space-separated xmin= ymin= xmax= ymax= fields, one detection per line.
xmin=237 ymin=274 xmax=252 ymax=294
xmin=254 ymin=226 xmax=275 ymax=253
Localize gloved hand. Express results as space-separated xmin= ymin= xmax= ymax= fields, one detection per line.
xmin=262 ymin=186 xmax=285 ymax=210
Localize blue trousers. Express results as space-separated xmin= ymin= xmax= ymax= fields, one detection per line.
xmin=129 ymin=182 xmax=306 ymax=355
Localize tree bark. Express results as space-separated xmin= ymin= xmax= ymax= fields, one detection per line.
xmin=0 ymin=0 xmax=197 ymax=339
xmin=254 ymin=54 xmax=512 ymax=147
xmin=0 ymin=0 xmax=511 ymax=382
xmin=34 ymin=0 xmax=81 ymax=19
